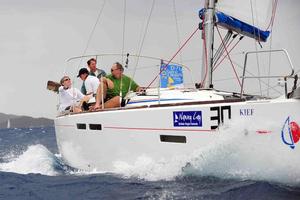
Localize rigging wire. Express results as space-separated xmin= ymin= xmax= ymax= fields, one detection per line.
xmin=121 ymin=0 xmax=127 ymax=64
xmin=146 ymin=26 xmax=199 ymax=89
xmin=68 ymin=0 xmax=106 ymax=111
xmin=267 ymin=0 xmax=278 ymax=96
xmin=172 ymin=0 xmax=183 ymax=63
xmin=213 ymin=77 xmax=239 ymax=82
xmin=119 ymin=0 xmax=127 ymax=107
xmin=216 ymin=26 xmax=242 ymax=88
xmin=265 ymin=0 xmax=278 ymax=31
xmin=128 ymin=0 xmax=156 ymax=92
xmin=213 ymin=32 xmax=234 ymax=67
xmin=213 ymin=35 xmax=243 ymax=71
xmin=76 ymin=0 xmax=107 ymax=73
xmin=215 ymin=51 xmax=283 ymax=95
xmin=250 ymin=0 xmax=262 ymax=96
xmin=213 ymin=35 xmax=238 ymax=70
xmin=215 ymin=47 xmax=283 ymax=95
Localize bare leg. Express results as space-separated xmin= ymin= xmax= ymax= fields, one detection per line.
xmin=91 ymin=96 xmax=121 ymax=111
xmin=72 ymin=106 xmax=82 ymax=113
xmin=103 ymin=96 xmax=121 ymax=109
xmin=94 ymin=80 xmax=108 ymax=109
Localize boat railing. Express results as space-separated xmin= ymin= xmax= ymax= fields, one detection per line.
xmin=64 ymin=53 xmax=197 ymax=110
xmin=66 ymin=53 xmax=195 ymax=88
xmin=240 ymin=49 xmax=295 ymax=98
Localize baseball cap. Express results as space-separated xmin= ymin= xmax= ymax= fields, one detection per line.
xmin=77 ymin=68 xmax=89 ymax=77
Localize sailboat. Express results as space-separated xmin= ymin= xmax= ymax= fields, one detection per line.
xmin=54 ymin=0 xmax=300 ymax=171
xmin=7 ymin=119 xmax=10 ymax=129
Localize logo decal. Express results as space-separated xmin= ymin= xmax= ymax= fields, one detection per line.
xmin=240 ymin=108 xmax=254 ymax=116
xmin=281 ymin=116 xmax=300 ymax=149
xmin=173 ymin=111 xmax=202 ymax=127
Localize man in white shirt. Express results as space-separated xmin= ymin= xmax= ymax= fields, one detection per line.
xmin=77 ymin=68 xmax=100 ymax=95
xmin=58 ymin=76 xmax=87 ymax=112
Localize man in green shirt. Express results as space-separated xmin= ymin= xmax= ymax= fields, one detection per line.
xmin=92 ymin=62 xmax=141 ymax=110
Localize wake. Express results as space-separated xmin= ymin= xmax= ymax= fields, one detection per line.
xmin=1 ymin=119 xmax=300 ymax=186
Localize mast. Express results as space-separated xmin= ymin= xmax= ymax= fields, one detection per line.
xmin=201 ymin=0 xmax=216 ymax=89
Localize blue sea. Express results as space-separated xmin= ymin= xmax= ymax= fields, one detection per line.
xmin=0 ymin=127 xmax=300 ymax=200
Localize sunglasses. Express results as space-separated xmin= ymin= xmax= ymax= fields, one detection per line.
xmin=63 ymin=78 xmax=70 ymax=82
xmin=111 ymin=68 xmax=120 ymax=72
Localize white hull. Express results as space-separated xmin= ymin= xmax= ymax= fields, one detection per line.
xmin=54 ymin=94 xmax=300 ymax=171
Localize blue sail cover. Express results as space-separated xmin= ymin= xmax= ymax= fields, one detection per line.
xmin=199 ymin=8 xmax=270 ymax=42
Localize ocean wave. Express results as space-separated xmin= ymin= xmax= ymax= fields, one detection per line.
xmin=1 ymin=120 xmax=300 ymax=186
xmin=0 ymin=144 xmax=65 ymax=176
xmin=112 ymin=119 xmax=300 ymax=185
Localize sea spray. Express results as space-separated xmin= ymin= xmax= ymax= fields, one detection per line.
xmin=112 ymin=119 xmax=300 ymax=185
xmin=0 ymin=144 xmax=63 ymax=176
xmin=184 ymin=119 xmax=300 ymax=185
xmin=1 ymin=121 xmax=299 ymax=185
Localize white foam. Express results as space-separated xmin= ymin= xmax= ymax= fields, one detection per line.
xmin=0 ymin=144 xmax=59 ymax=176
xmin=185 ymin=120 xmax=300 ymax=185
xmin=113 ymin=155 xmax=188 ymax=181
xmin=112 ymin=119 xmax=300 ymax=185
xmin=2 ymin=119 xmax=300 ymax=185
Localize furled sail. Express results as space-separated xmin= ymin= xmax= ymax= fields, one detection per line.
xmin=199 ymin=0 xmax=275 ymax=42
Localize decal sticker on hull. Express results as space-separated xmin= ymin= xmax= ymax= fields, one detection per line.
xmin=281 ymin=116 xmax=300 ymax=149
xmin=173 ymin=111 xmax=202 ymax=127
xmin=210 ymin=106 xmax=231 ymax=130
xmin=240 ymin=108 xmax=254 ymax=116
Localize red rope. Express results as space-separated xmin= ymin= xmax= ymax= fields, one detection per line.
xmin=146 ymin=27 xmax=199 ymax=89
xmin=213 ymin=37 xmax=242 ymax=72
xmin=265 ymin=0 xmax=278 ymax=31
xmin=216 ymin=26 xmax=242 ymax=88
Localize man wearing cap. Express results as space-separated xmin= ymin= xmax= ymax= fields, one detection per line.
xmin=77 ymin=68 xmax=100 ymax=95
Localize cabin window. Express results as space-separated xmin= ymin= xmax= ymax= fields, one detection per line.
xmin=76 ymin=123 xmax=86 ymax=130
xmin=89 ymin=124 xmax=102 ymax=130
xmin=160 ymin=135 xmax=186 ymax=143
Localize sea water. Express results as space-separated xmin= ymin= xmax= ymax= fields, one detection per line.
xmin=0 ymin=126 xmax=299 ymax=200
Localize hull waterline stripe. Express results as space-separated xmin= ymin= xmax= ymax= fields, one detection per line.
xmin=103 ymin=126 xmax=214 ymax=132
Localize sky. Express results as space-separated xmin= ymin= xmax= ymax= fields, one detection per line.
xmin=0 ymin=0 xmax=299 ymax=119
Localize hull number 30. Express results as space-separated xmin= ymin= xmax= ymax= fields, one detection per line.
xmin=210 ymin=106 xmax=231 ymax=129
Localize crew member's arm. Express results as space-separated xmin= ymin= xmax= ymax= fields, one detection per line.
xmin=105 ymin=77 xmax=114 ymax=89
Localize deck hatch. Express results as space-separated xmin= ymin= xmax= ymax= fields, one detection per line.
xmin=89 ymin=124 xmax=102 ymax=130
xmin=76 ymin=123 xmax=86 ymax=130
xmin=160 ymin=135 xmax=186 ymax=143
